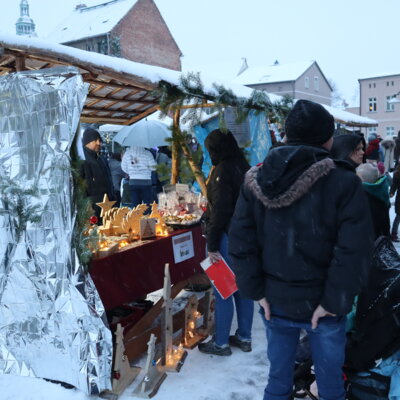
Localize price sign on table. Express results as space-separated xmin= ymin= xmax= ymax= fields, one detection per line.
xmin=172 ymin=231 xmax=194 ymax=263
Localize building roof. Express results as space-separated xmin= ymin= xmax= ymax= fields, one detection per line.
xmin=359 ymin=71 xmax=400 ymax=81
xmin=47 ymin=0 xmax=138 ymax=44
xmin=233 ymin=60 xmax=316 ymax=86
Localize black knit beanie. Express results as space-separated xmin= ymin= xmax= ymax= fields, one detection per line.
xmin=82 ymin=128 xmax=102 ymax=146
xmin=285 ymin=100 xmax=334 ymax=146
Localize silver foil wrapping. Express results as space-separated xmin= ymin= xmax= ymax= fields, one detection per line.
xmin=0 ymin=66 xmax=112 ymax=394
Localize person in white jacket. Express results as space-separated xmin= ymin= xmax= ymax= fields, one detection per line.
xmin=121 ymin=146 xmax=157 ymax=209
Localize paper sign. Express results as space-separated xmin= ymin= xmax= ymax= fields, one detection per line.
xmin=200 ymin=256 xmax=238 ymax=299
xmin=172 ymin=231 xmax=194 ymax=263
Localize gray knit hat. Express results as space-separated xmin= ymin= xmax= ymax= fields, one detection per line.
xmin=356 ymin=163 xmax=379 ymax=183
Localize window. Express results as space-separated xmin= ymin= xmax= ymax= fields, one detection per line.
xmin=314 ymin=76 xmax=319 ymax=91
xmin=369 ymin=83 xmax=371 ymax=88
xmin=392 ymin=81 xmax=395 ymax=86
xmin=373 ymin=83 xmax=376 ymax=88
xmin=387 ymin=82 xmax=390 ymax=86
xmin=368 ymin=127 xmax=377 ymax=134
xmin=386 ymin=127 xmax=395 ymax=136
xmin=305 ymin=77 xmax=309 ymax=89
xmin=368 ymin=97 xmax=377 ymax=112
xmin=387 ymin=96 xmax=395 ymax=111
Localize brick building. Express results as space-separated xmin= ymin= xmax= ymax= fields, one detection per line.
xmin=48 ymin=0 xmax=182 ymax=71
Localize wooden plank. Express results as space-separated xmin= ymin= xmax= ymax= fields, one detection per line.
xmin=124 ymin=278 xmax=190 ymax=343
xmin=80 ymin=116 xmax=130 ymax=124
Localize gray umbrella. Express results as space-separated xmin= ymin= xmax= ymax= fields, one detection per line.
xmin=113 ymin=119 xmax=171 ymax=148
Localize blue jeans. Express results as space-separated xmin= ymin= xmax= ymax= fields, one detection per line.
xmin=260 ymin=306 xmax=346 ymax=400
xmin=129 ymin=184 xmax=154 ymax=209
xmin=213 ymin=233 xmax=254 ymax=347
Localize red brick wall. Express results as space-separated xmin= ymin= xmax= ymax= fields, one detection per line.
xmin=113 ymin=0 xmax=182 ymax=71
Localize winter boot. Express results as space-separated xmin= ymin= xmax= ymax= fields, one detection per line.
xmin=198 ymin=340 xmax=232 ymax=356
xmin=229 ymin=333 xmax=252 ymax=352
xmin=391 ymin=234 xmax=400 ymax=242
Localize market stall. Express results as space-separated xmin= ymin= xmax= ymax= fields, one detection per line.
xmin=0 ymin=33 xmax=291 ymax=398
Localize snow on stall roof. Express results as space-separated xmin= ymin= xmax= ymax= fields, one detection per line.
xmin=0 ymin=34 xmax=376 ymax=127
xmin=47 ymin=0 xmax=137 ymax=44
xmin=321 ymin=103 xmax=378 ymax=127
xmin=233 ymin=60 xmax=315 ymax=86
xmin=0 ymin=33 xmax=274 ymax=102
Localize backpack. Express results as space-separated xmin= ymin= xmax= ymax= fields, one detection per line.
xmin=346 ymin=236 xmax=400 ymax=371
xmin=346 ymin=369 xmax=391 ymax=400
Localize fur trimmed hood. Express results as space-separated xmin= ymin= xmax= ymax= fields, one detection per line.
xmin=245 ymin=146 xmax=336 ymax=208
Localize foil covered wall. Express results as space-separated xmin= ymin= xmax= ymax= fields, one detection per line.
xmin=0 ymin=67 xmax=112 ymax=394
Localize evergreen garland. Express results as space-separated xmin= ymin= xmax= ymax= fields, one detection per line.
xmin=70 ymin=130 xmax=99 ymax=268
xmin=0 ymin=177 xmax=41 ymax=242
xmin=155 ymin=72 xmax=295 ymax=130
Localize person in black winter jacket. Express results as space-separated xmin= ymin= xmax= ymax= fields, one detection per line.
xmin=229 ymin=100 xmax=373 ymax=400
xmin=198 ymin=129 xmax=254 ymax=357
xmin=80 ymin=128 xmax=115 ymax=219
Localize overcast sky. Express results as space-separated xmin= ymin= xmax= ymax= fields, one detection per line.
xmin=1 ymin=0 xmax=399 ymax=107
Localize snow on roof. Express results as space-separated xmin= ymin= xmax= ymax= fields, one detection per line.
xmin=0 ymin=34 xmax=375 ymax=127
xmin=0 ymin=33 xmax=263 ymax=103
xmin=321 ymin=103 xmax=377 ymax=127
xmin=47 ymin=0 xmax=137 ymax=44
xmin=359 ymin=70 xmax=400 ymax=81
xmin=233 ymin=60 xmax=315 ymax=86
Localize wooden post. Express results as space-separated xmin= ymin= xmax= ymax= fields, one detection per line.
xmin=160 ymin=263 xmax=187 ymax=373
xmin=171 ymin=109 xmax=180 ymax=184
xmin=15 ymin=56 xmax=26 ymax=71
xmin=110 ymin=324 xmax=141 ymax=395
xmin=182 ymin=294 xmax=206 ymax=349
xmin=180 ymin=141 xmax=207 ymax=196
xmin=132 ymin=333 xmax=167 ymax=398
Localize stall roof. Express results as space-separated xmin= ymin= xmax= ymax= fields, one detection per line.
xmin=321 ymin=103 xmax=377 ymax=127
xmin=0 ymin=33 xmax=258 ymax=125
xmin=0 ymin=34 xmax=377 ymax=127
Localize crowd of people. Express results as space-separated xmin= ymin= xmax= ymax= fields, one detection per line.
xmin=79 ymin=103 xmax=400 ymax=400
xmin=197 ymin=101 xmax=399 ymax=400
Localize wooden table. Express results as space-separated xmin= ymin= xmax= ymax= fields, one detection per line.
xmin=89 ymin=225 xmax=206 ymax=310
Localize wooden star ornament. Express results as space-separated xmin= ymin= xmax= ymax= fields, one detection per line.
xmin=96 ymin=194 xmax=116 ymax=217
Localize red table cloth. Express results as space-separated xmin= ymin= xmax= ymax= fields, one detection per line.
xmin=89 ymin=225 xmax=206 ymax=310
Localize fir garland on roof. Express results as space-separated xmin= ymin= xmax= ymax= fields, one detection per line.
xmin=154 ymin=72 xmax=294 ymax=129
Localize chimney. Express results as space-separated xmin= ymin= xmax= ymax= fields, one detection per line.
xmin=237 ymin=57 xmax=248 ymax=76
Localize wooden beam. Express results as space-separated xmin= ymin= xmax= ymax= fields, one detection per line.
xmin=124 ymin=104 xmax=159 ymax=125
xmin=15 ymin=56 xmax=25 ymax=72
xmin=179 ymin=103 xmax=217 ymax=110
xmin=171 ymin=109 xmax=181 ymax=184
xmin=80 ymin=116 xmax=130 ymax=124
xmin=85 ymin=79 xmax=148 ymax=94
xmin=82 ymin=106 xmax=134 ymax=117
xmin=87 ymin=92 xmax=156 ymax=105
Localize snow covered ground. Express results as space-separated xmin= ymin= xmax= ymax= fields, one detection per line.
xmin=1 ymin=198 xmax=398 ymax=400
xmin=0 ymin=302 xmax=269 ymax=400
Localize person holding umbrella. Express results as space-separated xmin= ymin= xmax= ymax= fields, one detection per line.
xmin=121 ymin=146 xmax=157 ymax=209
